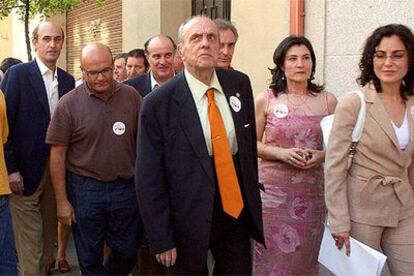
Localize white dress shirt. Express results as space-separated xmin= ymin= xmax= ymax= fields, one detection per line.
xmin=150 ymin=71 xmax=160 ymax=91
xmin=36 ymin=58 xmax=59 ymax=116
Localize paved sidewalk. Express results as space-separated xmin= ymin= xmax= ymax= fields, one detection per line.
xmin=49 ymin=234 xmax=337 ymax=276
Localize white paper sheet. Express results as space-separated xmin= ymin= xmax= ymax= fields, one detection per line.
xmin=318 ymin=225 xmax=387 ymax=276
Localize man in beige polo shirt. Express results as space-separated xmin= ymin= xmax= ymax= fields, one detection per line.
xmin=47 ymin=43 xmax=142 ymax=275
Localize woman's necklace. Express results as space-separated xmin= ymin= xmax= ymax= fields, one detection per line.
xmin=285 ymin=90 xmax=309 ymax=107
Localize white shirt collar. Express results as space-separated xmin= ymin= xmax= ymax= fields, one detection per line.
xmin=36 ymin=57 xmax=57 ymax=79
xmin=150 ymin=71 xmax=160 ymax=90
xmin=184 ymin=69 xmax=223 ymax=103
xmin=150 ymin=70 xmax=175 ymax=90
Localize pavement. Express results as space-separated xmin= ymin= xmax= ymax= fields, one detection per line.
xmin=50 ymin=234 xmax=335 ymax=276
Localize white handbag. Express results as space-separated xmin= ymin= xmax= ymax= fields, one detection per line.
xmin=320 ymin=90 xmax=366 ymax=169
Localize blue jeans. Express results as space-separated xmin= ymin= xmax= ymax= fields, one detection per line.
xmin=67 ymin=173 xmax=141 ymax=275
xmin=0 ymin=195 xmax=18 ymax=276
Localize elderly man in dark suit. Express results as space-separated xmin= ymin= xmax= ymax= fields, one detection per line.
xmin=136 ymin=15 xmax=264 ymax=275
xmin=125 ymin=35 xmax=176 ymax=98
xmin=0 ymin=21 xmax=74 ymax=275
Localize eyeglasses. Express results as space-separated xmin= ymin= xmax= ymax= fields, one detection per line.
xmin=373 ymin=50 xmax=407 ymax=62
xmin=81 ymin=67 xmax=113 ymax=79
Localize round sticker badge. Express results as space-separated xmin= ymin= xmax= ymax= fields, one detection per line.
xmin=229 ymin=96 xmax=241 ymax=112
xmin=273 ymin=104 xmax=289 ymax=119
xmin=113 ymin=122 xmax=126 ymax=136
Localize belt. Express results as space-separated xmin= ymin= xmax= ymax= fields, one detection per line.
xmin=360 ymin=175 xmax=411 ymax=207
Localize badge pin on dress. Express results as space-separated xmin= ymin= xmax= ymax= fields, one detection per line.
xmin=273 ymin=104 xmax=289 ymax=119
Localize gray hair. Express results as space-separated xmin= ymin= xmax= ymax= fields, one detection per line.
xmin=178 ymin=15 xmax=216 ymax=44
xmin=32 ymin=21 xmax=65 ymax=40
xmin=213 ymin=18 xmax=238 ymax=41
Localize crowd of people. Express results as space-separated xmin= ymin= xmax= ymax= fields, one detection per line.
xmin=0 ymin=14 xmax=413 ymax=276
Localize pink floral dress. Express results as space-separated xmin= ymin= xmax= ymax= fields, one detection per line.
xmin=253 ymin=90 xmax=328 ymax=275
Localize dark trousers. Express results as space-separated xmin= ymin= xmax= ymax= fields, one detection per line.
xmin=67 ymin=172 xmax=140 ymax=276
xmin=0 ymin=195 xmax=18 ymax=276
xmin=170 ymin=156 xmax=253 ymax=275
xmin=133 ymin=242 xmax=168 ymax=275
xmin=209 ymin=203 xmax=252 ymax=275
xmin=169 ymin=205 xmax=252 ymax=275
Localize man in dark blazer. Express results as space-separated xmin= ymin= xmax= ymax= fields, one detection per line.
xmin=125 ymin=35 xmax=176 ymax=98
xmin=136 ymin=16 xmax=264 ymax=274
xmin=0 ymin=21 xmax=75 ymax=275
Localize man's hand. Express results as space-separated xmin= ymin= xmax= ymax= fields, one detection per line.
xmin=57 ymin=200 xmax=76 ymax=226
xmin=156 ymin=248 xmax=177 ymax=267
xmin=8 ymin=172 xmax=24 ymax=194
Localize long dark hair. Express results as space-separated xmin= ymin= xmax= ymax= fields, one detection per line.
xmin=269 ymin=36 xmax=324 ymax=96
xmin=357 ymin=24 xmax=414 ymax=99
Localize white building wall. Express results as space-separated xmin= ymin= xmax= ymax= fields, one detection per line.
xmin=307 ymin=0 xmax=414 ymax=96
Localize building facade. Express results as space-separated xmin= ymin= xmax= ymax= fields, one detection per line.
xmin=1 ymin=0 xmax=413 ymax=95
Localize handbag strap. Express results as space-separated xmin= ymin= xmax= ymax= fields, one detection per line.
xmin=347 ymin=90 xmax=366 ymax=169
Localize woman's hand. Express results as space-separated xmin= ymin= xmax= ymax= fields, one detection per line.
xmin=331 ymin=231 xmax=351 ymax=256
xmin=302 ymin=149 xmax=325 ymax=169
xmin=278 ymin=148 xmax=307 ymax=168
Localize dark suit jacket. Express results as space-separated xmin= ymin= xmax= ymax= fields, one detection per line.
xmin=136 ymin=69 xmax=264 ymax=270
xmin=1 ymin=60 xmax=75 ymax=195
xmin=124 ymin=73 xmax=152 ymax=98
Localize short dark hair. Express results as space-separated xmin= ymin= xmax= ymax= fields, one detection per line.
xmin=32 ymin=21 xmax=65 ymax=40
xmin=269 ymin=36 xmax=324 ymax=96
xmin=127 ymin=48 xmax=149 ymax=70
xmin=113 ymin=53 xmax=128 ymax=62
xmin=357 ymin=24 xmax=414 ymax=98
xmin=0 ymin=57 xmax=22 ymax=73
xmin=144 ymin=35 xmax=177 ymax=55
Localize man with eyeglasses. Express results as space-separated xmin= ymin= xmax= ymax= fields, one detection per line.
xmin=0 ymin=21 xmax=75 ymax=275
xmin=46 ymin=42 xmax=142 ymax=275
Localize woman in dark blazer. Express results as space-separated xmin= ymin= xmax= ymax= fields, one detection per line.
xmin=325 ymin=24 xmax=414 ymax=275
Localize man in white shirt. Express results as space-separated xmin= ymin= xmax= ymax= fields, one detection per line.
xmin=125 ymin=35 xmax=176 ymax=98
xmin=0 ymin=21 xmax=75 ymax=275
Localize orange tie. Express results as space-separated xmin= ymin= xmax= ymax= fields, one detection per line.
xmin=206 ymin=88 xmax=244 ymax=218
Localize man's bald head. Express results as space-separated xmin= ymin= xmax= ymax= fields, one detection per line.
xmin=80 ymin=43 xmax=114 ymax=94
xmin=81 ymin=43 xmax=113 ymax=68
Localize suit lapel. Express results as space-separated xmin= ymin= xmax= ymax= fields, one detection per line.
xmin=29 ymin=61 xmax=50 ymax=118
xmin=174 ymin=74 xmax=214 ymax=181
xmin=57 ymin=68 xmax=67 ymax=99
xmin=366 ymin=87 xmax=400 ymax=150
xmin=404 ymin=97 xmax=414 ymax=152
xmin=216 ymin=70 xmax=244 ymax=149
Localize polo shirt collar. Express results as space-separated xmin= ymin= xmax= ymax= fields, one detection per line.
xmin=83 ymin=80 xmax=120 ymax=100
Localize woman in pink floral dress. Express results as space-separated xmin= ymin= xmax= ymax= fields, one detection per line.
xmin=253 ymin=36 xmax=337 ymax=275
